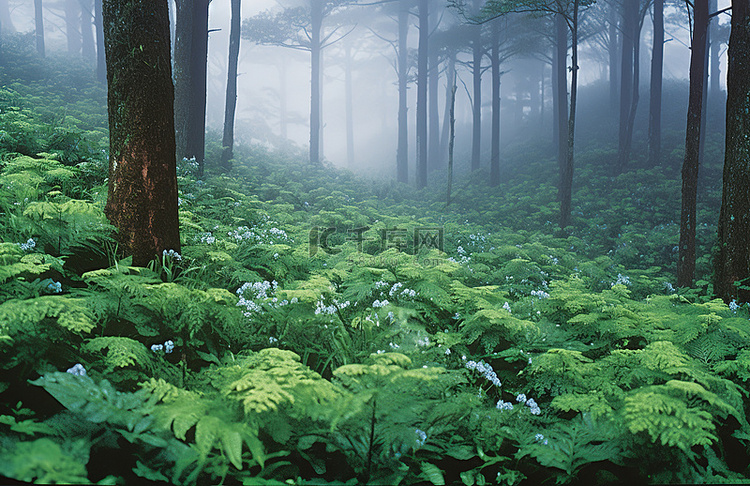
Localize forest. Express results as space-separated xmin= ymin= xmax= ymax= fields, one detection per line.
xmin=1 ymin=0 xmax=750 ymax=484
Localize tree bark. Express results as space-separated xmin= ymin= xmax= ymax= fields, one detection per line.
xmin=0 ymin=0 xmax=15 ymax=34
xmin=102 ymin=0 xmax=180 ymax=267
xmin=677 ymin=0 xmax=709 ymax=288
xmin=396 ymin=0 xmax=409 ymax=183
xmin=35 ymin=0 xmax=45 ymax=57
xmin=428 ymin=6 xmax=440 ymax=172
xmin=708 ymin=0 xmax=724 ymax=108
xmin=310 ymin=0 xmax=323 ymax=165
xmin=95 ymin=0 xmax=105 ymax=82
xmin=560 ymin=0 xmax=579 ymax=229
xmin=416 ymin=0 xmax=428 ymax=188
xmin=490 ymin=20 xmax=501 ymax=187
xmin=715 ymin=0 xmax=750 ymax=302
xmin=647 ymin=0 xmax=663 ymax=166
xmin=609 ymin=1 xmax=619 ymax=111
xmin=446 ymin=72 xmax=456 ymax=205
xmin=220 ymin=0 xmax=240 ymax=172
xmin=616 ymin=0 xmax=636 ymax=174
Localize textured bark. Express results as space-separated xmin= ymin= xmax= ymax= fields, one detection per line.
xmin=446 ymin=73 xmax=456 ymax=205
xmin=428 ymin=11 xmax=440 ymax=172
xmin=715 ymin=0 xmax=750 ymax=302
xmin=489 ymin=21 xmax=501 ymax=188
xmin=95 ymin=0 xmax=105 ymax=82
xmin=396 ymin=0 xmax=409 ymax=183
xmin=677 ymin=0 xmax=709 ymax=288
xmin=560 ymin=0 xmax=579 ymax=229
xmin=344 ymin=43 xmax=355 ymax=168
xmin=35 ymin=0 xmax=45 ymax=57
xmin=647 ymin=0 xmax=663 ymax=166
xmin=174 ymin=0 xmax=210 ymax=176
xmin=708 ymin=0 xmax=724 ymax=108
xmin=220 ymin=0 xmax=240 ymax=172
xmin=416 ymin=0 xmax=428 ymax=188
xmin=102 ymin=0 xmax=180 ymax=267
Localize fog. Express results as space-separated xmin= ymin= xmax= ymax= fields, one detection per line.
xmin=9 ymin=0 xmax=731 ymax=178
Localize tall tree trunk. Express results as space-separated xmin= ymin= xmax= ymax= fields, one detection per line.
xmin=396 ymin=0 xmax=409 ymax=183
xmin=490 ymin=21 xmax=501 ymax=187
xmin=102 ymin=0 xmax=180 ymax=268
xmin=470 ymin=10 xmax=482 ymax=172
xmin=648 ymin=0 xmax=663 ymax=165
xmin=220 ymin=0 xmax=240 ymax=172
xmin=715 ymin=0 xmax=750 ymax=302
xmin=620 ymin=10 xmax=643 ymax=173
xmin=80 ymin=0 xmax=96 ymax=60
xmin=174 ymin=0 xmax=194 ymax=164
xmin=699 ymin=22 xmax=709 ymax=164
xmin=677 ymin=0 xmax=709 ymax=288
xmin=65 ymin=0 xmax=81 ymax=56
xmin=35 ymin=0 xmax=45 ymax=57
xmin=95 ymin=0 xmax=105 ymax=82
xmin=416 ymin=0 xmax=428 ymax=188
xmin=439 ymin=50 xmax=455 ymax=160
xmin=279 ymin=58 xmax=288 ymax=139
xmin=344 ymin=42 xmax=355 ymax=168
xmin=310 ymin=0 xmax=322 ymax=165
xmin=188 ymin=0 xmax=209 ymax=177
xmin=609 ymin=1 xmax=619 ymax=110
xmin=0 ymin=0 xmax=15 ymax=34
xmin=554 ymin=13 xmax=568 ymax=186
xmin=560 ymin=1 xmax=579 ymax=229
xmin=616 ymin=0 xmax=636 ymax=174
xmin=447 ymin=72 xmax=457 ymax=205
xmin=428 ymin=11 xmax=440 ymax=172
xmin=708 ymin=0 xmax=724 ymax=108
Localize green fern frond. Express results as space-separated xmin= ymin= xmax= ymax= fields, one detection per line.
xmin=82 ymin=336 xmax=154 ymax=373
xmin=0 ymin=295 xmax=95 ymax=339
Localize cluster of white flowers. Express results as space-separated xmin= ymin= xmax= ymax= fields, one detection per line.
xmin=269 ymin=336 xmax=279 ymax=344
xmin=374 ymin=281 xmax=389 ymax=289
xmin=416 ymin=335 xmax=430 ymax=347
xmin=464 ymin=358 xmax=501 ymax=387
xmin=613 ymin=274 xmax=630 ymax=287
xmin=664 ymin=282 xmax=675 ymax=293
xmin=549 ymin=256 xmax=559 ymax=265
xmin=46 ymin=281 xmax=62 ymax=293
xmin=18 ymin=238 xmax=36 ymax=251
xmin=389 ymin=342 xmax=400 ymax=349
xmin=163 ymin=249 xmax=182 ymax=261
xmin=530 ymin=289 xmax=550 ymax=299
xmin=372 ymin=299 xmax=389 ymax=308
xmin=199 ymin=232 xmax=216 ymax=244
xmin=151 ymin=339 xmax=175 ymax=354
xmin=496 ymin=400 xmax=514 ymax=411
xmin=66 ymin=363 xmax=87 ymax=376
xmin=502 ymin=302 xmax=512 ymax=314
xmin=517 ymin=394 xmax=541 ymax=415
xmin=534 ymin=433 xmax=548 ymax=445
xmin=228 ymin=224 xmax=291 ymax=246
xmin=730 ymin=299 xmax=740 ymax=312
xmin=414 ymin=429 xmax=427 ymax=448
xmin=315 ymin=297 xmax=348 ymax=315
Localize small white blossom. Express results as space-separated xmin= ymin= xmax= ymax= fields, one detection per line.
xmin=66 ymin=363 xmax=87 ymax=376
xmin=503 ymin=302 xmax=512 ymax=313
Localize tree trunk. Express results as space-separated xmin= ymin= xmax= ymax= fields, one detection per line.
xmin=0 ymin=0 xmax=15 ymax=34
xmin=554 ymin=13 xmax=568 ymax=189
xmin=188 ymin=0 xmax=209 ymax=177
xmin=446 ymin=72 xmax=456 ymax=205
xmin=80 ymin=0 xmax=96 ymax=60
xmin=95 ymin=0 xmax=105 ymax=82
xmin=648 ymin=0 xmax=663 ymax=166
xmin=345 ymin=43 xmax=355 ymax=168
xmin=416 ymin=0 xmax=428 ymax=188
xmin=428 ymin=6 xmax=440 ymax=172
xmin=102 ymin=0 xmax=180 ymax=268
xmin=35 ymin=0 xmax=45 ymax=57
xmin=279 ymin=58 xmax=288 ymax=139
xmin=439 ymin=50 xmax=455 ymax=161
xmin=715 ymin=0 xmax=750 ymax=302
xmin=560 ymin=1 xmax=579 ymax=229
xmin=396 ymin=0 xmax=409 ymax=184
xmin=609 ymin=1 xmax=619 ymax=110
xmin=470 ymin=12 xmax=482 ymax=172
xmin=174 ymin=0 xmax=194 ymax=165
xmin=65 ymin=0 xmax=81 ymax=56
xmin=490 ymin=21 xmax=501 ymax=187
xmin=619 ymin=9 xmax=643 ymax=173
xmin=309 ymin=0 xmax=323 ymax=165
xmin=677 ymin=0 xmax=709 ymax=288
xmin=220 ymin=0 xmax=240 ymax=172
xmin=708 ymin=0 xmax=724 ymax=108
xmin=616 ymin=0 xmax=636 ymax=174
